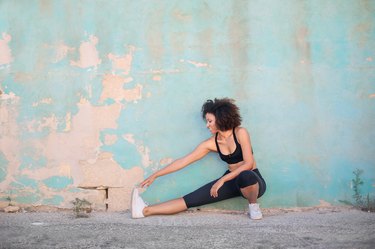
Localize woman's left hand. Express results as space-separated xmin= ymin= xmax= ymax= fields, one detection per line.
xmin=210 ymin=179 xmax=224 ymax=198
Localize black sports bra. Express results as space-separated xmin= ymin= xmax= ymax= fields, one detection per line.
xmin=215 ymin=128 xmax=251 ymax=164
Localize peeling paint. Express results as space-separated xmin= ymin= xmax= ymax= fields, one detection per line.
xmin=32 ymin=98 xmax=53 ymax=107
xmin=122 ymin=134 xmax=135 ymax=144
xmin=70 ymin=35 xmax=101 ymax=68
xmin=42 ymin=195 xmax=64 ymax=205
xmin=63 ymin=112 xmax=71 ymax=132
xmin=121 ymin=134 xmax=152 ymax=167
xmin=0 ymin=152 xmax=8 ymax=183
xmin=43 ymin=176 xmax=73 ymax=190
xmin=152 ymin=75 xmax=162 ymax=81
xmin=1 ymin=0 xmax=374 ymax=211
xmin=100 ymin=74 xmax=142 ymax=103
xmin=78 ymin=152 xmax=143 ymax=189
xmin=0 ymin=33 xmax=13 ymax=65
xmin=52 ymin=42 xmax=75 ymax=63
xmin=104 ymin=134 xmax=118 ymax=145
xmin=180 ymin=59 xmax=210 ymax=68
xmin=108 ymin=45 xmax=135 ymax=75
xmin=159 ymin=158 xmax=174 ymax=166
xmin=26 ymin=115 xmax=59 ymax=133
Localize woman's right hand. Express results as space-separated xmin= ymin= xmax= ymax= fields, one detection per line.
xmin=140 ymin=174 xmax=157 ymax=188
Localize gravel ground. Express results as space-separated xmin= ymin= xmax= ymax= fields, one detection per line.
xmin=0 ymin=207 xmax=374 ymax=249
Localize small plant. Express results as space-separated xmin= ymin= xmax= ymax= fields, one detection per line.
xmin=340 ymin=168 xmax=375 ymax=212
xmin=352 ymin=169 xmax=364 ymax=205
xmin=71 ymin=198 xmax=92 ymax=218
xmin=6 ymin=196 xmax=12 ymax=206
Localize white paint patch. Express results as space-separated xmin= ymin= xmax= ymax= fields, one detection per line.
xmin=159 ymin=158 xmax=174 ymax=165
xmin=123 ymin=134 xmax=135 ymax=144
xmin=138 ymin=145 xmax=151 ymax=168
xmin=139 ymin=69 xmax=181 ymax=75
xmin=32 ymin=98 xmax=53 ymax=107
xmin=180 ymin=59 xmax=210 ymax=68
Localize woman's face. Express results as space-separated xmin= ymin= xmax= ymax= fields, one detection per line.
xmin=205 ymin=113 xmax=218 ymax=134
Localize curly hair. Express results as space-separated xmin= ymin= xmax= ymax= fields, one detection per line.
xmin=201 ymin=98 xmax=242 ymax=131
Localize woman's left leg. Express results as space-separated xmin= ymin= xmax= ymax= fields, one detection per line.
xmin=143 ymin=198 xmax=187 ymax=217
xmin=132 ymin=174 xmax=240 ymax=218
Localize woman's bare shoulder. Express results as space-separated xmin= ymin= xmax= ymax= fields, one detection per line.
xmin=236 ymin=126 xmax=250 ymax=136
xmin=201 ymin=135 xmax=217 ymax=151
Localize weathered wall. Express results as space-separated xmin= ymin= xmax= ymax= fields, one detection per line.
xmin=0 ymin=0 xmax=374 ymax=211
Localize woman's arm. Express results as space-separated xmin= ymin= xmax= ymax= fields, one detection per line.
xmin=210 ymin=127 xmax=255 ymax=197
xmin=140 ymin=138 xmax=215 ymax=188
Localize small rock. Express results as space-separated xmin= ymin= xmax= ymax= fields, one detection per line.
xmin=4 ymin=206 xmax=20 ymax=213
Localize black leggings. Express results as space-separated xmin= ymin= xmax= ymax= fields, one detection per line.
xmin=183 ymin=168 xmax=266 ymax=208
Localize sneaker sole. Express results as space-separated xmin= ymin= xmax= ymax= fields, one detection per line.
xmin=250 ymin=215 xmax=263 ymax=220
xmin=130 ymin=188 xmax=138 ymax=218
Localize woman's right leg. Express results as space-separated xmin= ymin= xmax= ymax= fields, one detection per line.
xmin=143 ymin=198 xmax=187 ymax=216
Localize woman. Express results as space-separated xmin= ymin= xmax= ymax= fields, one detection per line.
xmin=131 ymin=98 xmax=266 ymax=219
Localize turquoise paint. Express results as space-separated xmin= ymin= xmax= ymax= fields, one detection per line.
xmin=19 ymin=148 xmax=47 ymax=170
xmin=42 ymin=195 xmax=64 ymax=205
xmin=14 ymin=193 xmax=41 ymax=204
xmin=100 ymin=130 xmax=142 ymax=169
xmin=0 ymin=152 xmax=8 ymax=183
xmin=0 ymin=0 xmax=374 ymax=209
xmin=68 ymin=188 xmax=82 ymax=193
xmin=14 ymin=175 xmax=38 ymax=189
xmin=43 ymin=176 xmax=73 ymax=190
xmin=9 ymin=182 xmax=23 ymax=190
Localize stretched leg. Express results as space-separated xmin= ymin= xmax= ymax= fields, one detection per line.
xmin=144 ymin=176 xmax=239 ymax=216
xmin=143 ymin=198 xmax=187 ymax=216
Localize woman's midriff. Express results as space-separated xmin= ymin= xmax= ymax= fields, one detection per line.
xmin=228 ymin=160 xmax=257 ymax=172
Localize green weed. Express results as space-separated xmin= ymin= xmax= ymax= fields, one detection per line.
xmin=71 ymin=198 xmax=92 ymax=218
xmin=340 ymin=169 xmax=375 ymax=212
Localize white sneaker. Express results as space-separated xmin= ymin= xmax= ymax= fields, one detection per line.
xmin=249 ymin=203 xmax=263 ymax=220
xmin=131 ymin=188 xmax=147 ymax=219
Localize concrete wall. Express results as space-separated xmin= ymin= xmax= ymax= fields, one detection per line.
xmin=0 ymin=0 xmax=374 ymax=211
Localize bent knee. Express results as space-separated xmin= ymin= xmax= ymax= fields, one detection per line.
xmin=236 ymin=170 xmax=258 ymax=188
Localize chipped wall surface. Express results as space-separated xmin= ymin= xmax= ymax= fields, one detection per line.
xmin=0 ymin=1 xmax=374 ymax=211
